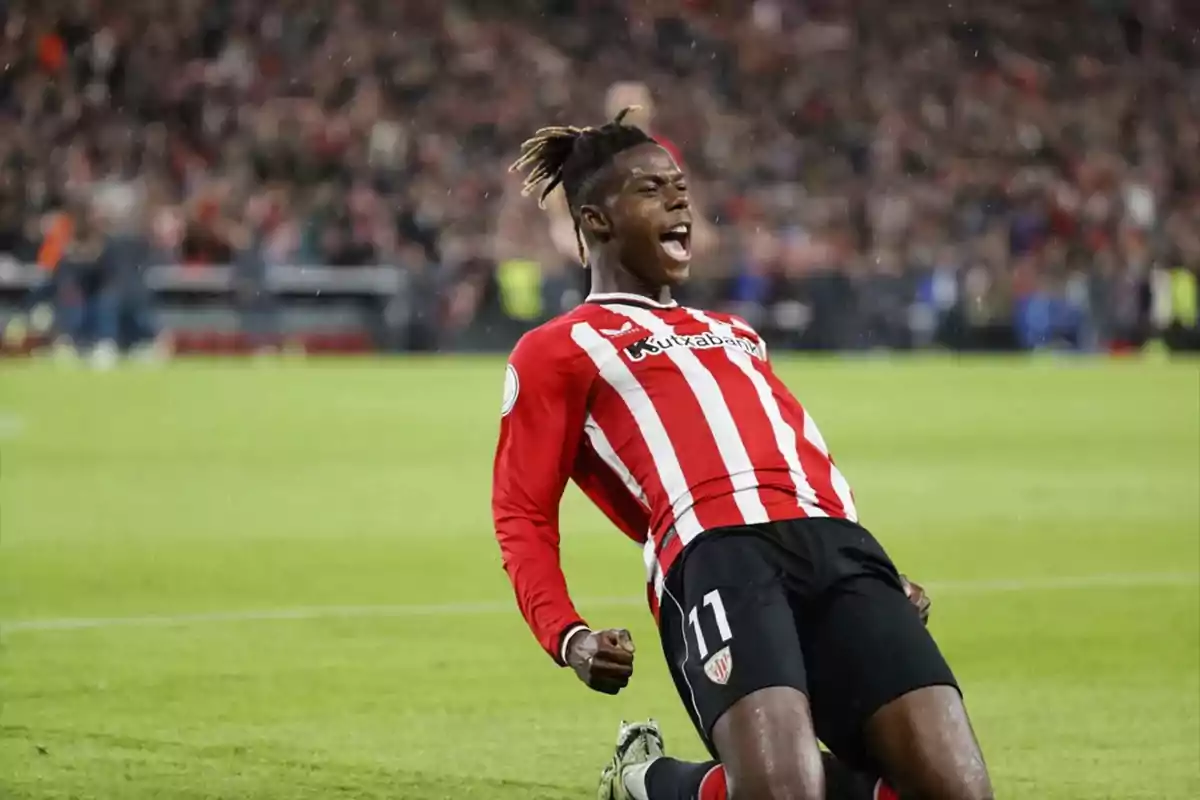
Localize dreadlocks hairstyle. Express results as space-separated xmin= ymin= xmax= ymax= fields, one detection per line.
xmin=509 ymin=107 xmax=655 ymax=265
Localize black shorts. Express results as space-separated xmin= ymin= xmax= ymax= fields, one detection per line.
xmin=658 ymin=517 xmax=958 ymax=771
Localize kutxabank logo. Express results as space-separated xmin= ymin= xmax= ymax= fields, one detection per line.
xmin=624 ymin=331 xmax=763 ymax=362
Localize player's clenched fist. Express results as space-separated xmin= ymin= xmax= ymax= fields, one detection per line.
xmin=565 ymin=628 xmax=636 ymax=694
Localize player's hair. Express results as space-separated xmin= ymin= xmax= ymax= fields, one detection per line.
xmin=509 ymin=107 xmax=655 ymax=264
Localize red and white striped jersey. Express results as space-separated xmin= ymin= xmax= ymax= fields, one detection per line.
xmin=492 ymin=291 xmax=858 ymax=664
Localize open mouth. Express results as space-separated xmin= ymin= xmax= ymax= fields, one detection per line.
xmin=659 ymin=223 xmax=692 ymax=262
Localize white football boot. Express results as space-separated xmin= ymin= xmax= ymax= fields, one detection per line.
xmin=597 ymin=719 xmax=665 ymax=800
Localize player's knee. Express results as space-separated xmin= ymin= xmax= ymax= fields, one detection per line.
xmin=726 ymin=755 xmax=824 ymax=800
xmin=713 ymin=688 xmax=825 ymax=800
xmin=928 ymin=765 xmax=994 ymax=800
xmin=953 ymin=773 xmax=995 ymax=800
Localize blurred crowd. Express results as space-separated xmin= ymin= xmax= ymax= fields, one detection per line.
xmin=0 ymin=0 xmax=1197 ymax=353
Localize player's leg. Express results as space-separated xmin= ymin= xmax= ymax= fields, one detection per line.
xmin=864 ymin=685 xmax=991 ymax=800
xmin=603 ymin=718 xmax=894 ymax=800
xmin=802 ymin=543 xmax=993 ymax=800
xmin=711 ymin=687 xmax=907 ymax=800
xmin=604 ymin=532 xmax=825 ymax=799
xmin=666 ymin=533 xmax=826 ymax=798
xmin=705 ymin=685 xmax=825 ymax=799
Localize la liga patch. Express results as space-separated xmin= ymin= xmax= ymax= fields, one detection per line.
xmin=501 ymin=364 xmax=519 ymax=416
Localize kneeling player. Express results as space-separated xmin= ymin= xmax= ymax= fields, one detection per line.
xmin=492 ymin=110 xmax=994 ymax=800
xmin=597 ymin=576 xmax=935 ymax=800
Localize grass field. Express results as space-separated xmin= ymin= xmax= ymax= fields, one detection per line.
xmin=1 ymin=356 xmax=1197 ymax=799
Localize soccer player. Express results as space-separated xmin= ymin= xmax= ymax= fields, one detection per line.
xmin=492 ymin=110 xmax=994 ymax=800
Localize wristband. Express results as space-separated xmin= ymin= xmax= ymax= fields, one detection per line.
xmin=559 ymin=624 xmax=591 ymax=666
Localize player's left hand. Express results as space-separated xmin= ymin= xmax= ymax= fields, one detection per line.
xmin=901 ymin=575 xmax=931 ymax=625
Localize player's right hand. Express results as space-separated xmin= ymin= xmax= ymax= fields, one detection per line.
xmin=565 ymin=628 xmax=635 ymax=695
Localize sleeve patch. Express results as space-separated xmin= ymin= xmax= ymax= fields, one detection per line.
xmin=501 ymin=363 xmax=520 ymax=416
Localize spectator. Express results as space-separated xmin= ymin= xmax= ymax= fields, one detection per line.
xmin=54 ymin=204 xmax=120 ymax=367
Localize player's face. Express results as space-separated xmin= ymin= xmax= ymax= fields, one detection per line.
xmin=605 ymin=144 xmax=693 ymax=288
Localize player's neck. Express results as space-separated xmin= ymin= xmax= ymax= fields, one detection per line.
xmin=589 ymin=260 xmax=673 ymax=306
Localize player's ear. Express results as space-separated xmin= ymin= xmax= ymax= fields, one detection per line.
xmin=579 ymin=205 xmax=612 ymax=241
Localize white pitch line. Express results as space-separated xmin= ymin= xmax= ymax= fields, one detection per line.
xmin=0 ymin=597 xmax=642 ymax=634
xmin=922 ymin=572 xmax=1200 ymax=594
xmin=2 ymin=572 xmax=1197 ymax=634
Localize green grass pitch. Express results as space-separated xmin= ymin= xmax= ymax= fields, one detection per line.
xmin=1 ymin=356 xmax=1197 ymax=799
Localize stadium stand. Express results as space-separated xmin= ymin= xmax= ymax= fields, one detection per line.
xmin=0 ymin=0 xmax=1196 ymax=357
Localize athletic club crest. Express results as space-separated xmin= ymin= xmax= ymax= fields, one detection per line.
xmin=703 ymin=646 xmax=733 ymax=685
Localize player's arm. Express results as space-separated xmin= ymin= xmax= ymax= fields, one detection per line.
xmin=491 ymin=335 xmax=634 ymax=692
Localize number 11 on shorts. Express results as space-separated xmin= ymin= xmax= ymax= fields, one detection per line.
xmin=687 ymin=589 xmax=733 ymax=659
